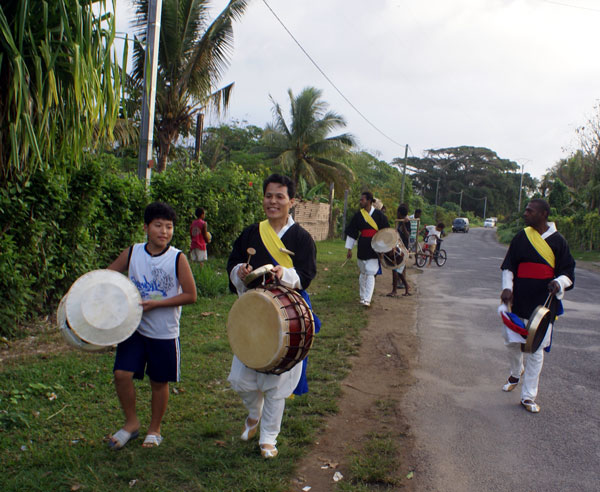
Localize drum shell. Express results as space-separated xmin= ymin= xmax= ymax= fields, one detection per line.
xmin=227 ymin=285 xmax=314 ymax=374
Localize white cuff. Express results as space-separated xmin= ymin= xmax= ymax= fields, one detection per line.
xmin=279 ymin=267 xmax=301 ymax=290
xmin=501 ymin=269 xmax=513 ymax=291
xmin=553 ymin=275 xmax=572 ymax=300
xmin=345 ymin=236 xmax=356 ymax=250
xmin=230 ymin=264 xmax=248 ymax=296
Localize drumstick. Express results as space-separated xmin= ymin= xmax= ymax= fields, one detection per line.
xmin=279 ymin=247 xmax=295 ymax=256
xmin=246 ymin=247 xmax=256 ymax=266
xmin=341 ymin=258 xmax=349 ymax=267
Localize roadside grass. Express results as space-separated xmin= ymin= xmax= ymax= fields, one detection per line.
xmin=571 ymin=249 xmax=600 ymax=263
xmin=336 ymin=398 xmax=406 ymax=491
xmin=1 ymin=240 xmax=367 ymax=492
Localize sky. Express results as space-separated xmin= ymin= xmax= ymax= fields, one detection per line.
xmin=113 ymin=0 xmax=600 ymax=178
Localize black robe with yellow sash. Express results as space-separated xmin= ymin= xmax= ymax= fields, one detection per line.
xmin=501 ymin=228 xmax=575 ymax=319
xmin=345 ymin=208 xmax=389 ymax=260
xmin=227 ymin=222 xmax=317 ymax=293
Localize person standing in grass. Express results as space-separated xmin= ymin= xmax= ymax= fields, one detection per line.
xmin=226 ymin=173 xmax=318 ymax=459
xmin=107 ymin=202 xmax=197 ymax=449
xmin=190 ymin=207 xmax=210 ymax=268
xmin=345 ymin=192 xmax=389 ymax=307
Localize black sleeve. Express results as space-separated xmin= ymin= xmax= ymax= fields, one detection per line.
xmin=500 ymin=233 xmax=520 ymax=274
xmin=291 ymin=226 xmax=317 ymax=290
xmin=227 ymin=226 xmax=253 ymax=293
xmin=555 ymin=234 xmax=576 ymax=290
xmin=344 ymin=211 xmax=361 ymax=241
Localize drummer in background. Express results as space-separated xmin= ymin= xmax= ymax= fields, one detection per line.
xmin=388 ymin=204 xmax=411 ymax=297
xmin=345 ymin=192 xmax=389 ymax=307
xmin=500 ymin=199 xmax=575 ymax=413
xmin=107 ymin=202 xmax=197 ymax=449
xmin=226 ymin=173 xmax=317 ymax=459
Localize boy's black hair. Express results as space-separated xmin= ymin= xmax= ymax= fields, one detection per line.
xmin=263 ymin=173 xmax=296 ymax=198
xmin=144 ymin=202 xmax=177 ymax=225
xmin=437 ymin=222 xmax=445 ymax=229
xmin=361 ymin=191 xmax=374 ymax=202
xmin=397 ymin=204 xmax=408 ymax=218
xmin=529 ymin=198 xmax=550 ymax=216
xmin=195 ymin=207 xmax=205 ymax=219
xmin=414 ymin=208 xmax=422 ymax=215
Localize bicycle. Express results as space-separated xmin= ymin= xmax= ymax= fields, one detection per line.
xmin=415 ymin=237 xmax=447 ymax=267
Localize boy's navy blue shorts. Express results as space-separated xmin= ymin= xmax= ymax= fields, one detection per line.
xmin=114 ymin=331 xmax=180 ymax=382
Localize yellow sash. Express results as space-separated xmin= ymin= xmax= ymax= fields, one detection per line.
xmin=259 ymin=220 xmax=293 ymax=268
xmin=360 ymin=208 xmax=378 ymax=231
xmin=524 ymin=226 xmax=555 ymax=268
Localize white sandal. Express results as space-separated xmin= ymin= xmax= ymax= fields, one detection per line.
xmin=521 ymin=399 xmax=540 ymax=413
xmin=240 ymin=418 xmax=259 ymax=441
xmin=260 ymin=444 xmax=278 ymax=459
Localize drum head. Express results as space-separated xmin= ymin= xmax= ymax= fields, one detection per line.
xmin=65 ymin=269 xmax=142 ymax=346
xmin=227 ymin=289 xmax=285 ymax=371
xmin=371 ymin=228 xmax=400 ymax=253
xmin=57 ymin=295 xmax=105 ymax=352
xmin=523 ymin=306 xmax=552 ymax=353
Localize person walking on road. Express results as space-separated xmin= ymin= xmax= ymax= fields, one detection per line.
xmin=499 ymin=199 xmax=575 ymax=413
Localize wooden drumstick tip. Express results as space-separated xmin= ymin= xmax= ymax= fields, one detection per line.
xmin=246 ymin=247 xmax=256 ymax=266
xmin=279 ymin=247 xmax=295 ymax=256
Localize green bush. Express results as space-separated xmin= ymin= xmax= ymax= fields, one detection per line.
xmin=0 ymin=156 xmax=146 ymax=336
xmin=149 ymin=160 xmax=265 ymax=255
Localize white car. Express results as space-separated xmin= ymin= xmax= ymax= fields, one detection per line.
xmin=484 ymin=218 xmax=495 ymax=228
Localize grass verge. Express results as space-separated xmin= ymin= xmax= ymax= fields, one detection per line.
xmin=1 ymin=240 xmax=366 ymax=492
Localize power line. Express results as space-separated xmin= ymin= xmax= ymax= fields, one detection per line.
xmin=539 ymin=0 xmax=600 ymax=12
xmin=260 ymin=0 xmax=406 ymax=149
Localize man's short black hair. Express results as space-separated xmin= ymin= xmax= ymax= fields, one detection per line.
xmin=397 ymin=204 xmax=408 ymax=217
xmin=361 ymin=191 xmax=374 ymax=202
xmin=144 ymin=202 xmax=177 ymax=225
xmin=195 ymin=207 xmax=205 ymax=219
xmin=263 ymin=173 xmax=296 ymax=199
xmin=437 ymin=222 xmax=445 ymax=229
xmin=529 ymin=198 xmax=550 ymax=216
xmin=414 ymin=208 xmax=422 ymax=215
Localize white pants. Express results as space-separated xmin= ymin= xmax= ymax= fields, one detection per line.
xmin=238 ymin=390 xmax=286 ymax=446
xmin=228 ymin=356 xmax=302 ymax=446
xmin=357 ymin=258 xmax=379 ymax=303
xmin=505 ymin=324 xmax=552 ymax=401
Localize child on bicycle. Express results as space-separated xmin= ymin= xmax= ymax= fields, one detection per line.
xmin=424 ymin=222 xmax=445 ymax=267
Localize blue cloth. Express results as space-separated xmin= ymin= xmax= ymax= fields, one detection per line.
xmin=293 ymin=289 xmax=321 ymax=395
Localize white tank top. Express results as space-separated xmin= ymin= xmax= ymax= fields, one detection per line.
xmin=128 ymin=243 xmax=182 ymax=339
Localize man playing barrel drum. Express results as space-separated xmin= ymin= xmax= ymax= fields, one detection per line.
xmin=226 ymin=174 xmax=317 ymax=458
xmin=500 ymin=199 xmax=575 ymax=413
xmin=345 ymin=192 xmax=389 ymax=307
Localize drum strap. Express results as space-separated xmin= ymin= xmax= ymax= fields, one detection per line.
xmin=360 ymin=208 xmax=379 ymax=231
xmin=259 ymin=220 xmax=293 ymax=268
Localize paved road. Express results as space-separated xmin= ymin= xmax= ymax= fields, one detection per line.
xmin=404 ymin=227 xmax=600 ymax=492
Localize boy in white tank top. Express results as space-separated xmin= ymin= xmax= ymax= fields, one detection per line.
xmin=106 ymin=202 xmax=197 ymax=449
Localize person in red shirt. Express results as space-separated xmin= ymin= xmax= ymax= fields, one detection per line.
xmin=190 ymin=207 xmax=210 ymax=267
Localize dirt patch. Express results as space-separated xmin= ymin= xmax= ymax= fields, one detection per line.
xmin=292 ymin=266 xmax=421 ymax=491
xmin=0 ymin=316 xmax=67 ymax=365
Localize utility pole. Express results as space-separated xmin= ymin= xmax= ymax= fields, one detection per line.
xmin=483 ymin=196 xmax=487 ymax=220
xmin=517 ymin=164 xmax=525 ymax=213
xmin=399 ymin=144 xmax=408 ymax=204
xmin=137 ymin=0 xmax=162 ymax=186
xmin=434 ymin=177 xmax=440 ymax=221
xmin=459 ymin=190 xmax=463 ymax=212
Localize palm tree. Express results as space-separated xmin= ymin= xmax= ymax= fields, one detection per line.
xmin=262 ymin=86 xmax=355 ymax=188
xmin=132 ymin=0 xmax=248 ymax=171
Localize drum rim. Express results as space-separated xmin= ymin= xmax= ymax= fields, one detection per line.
xmin=523 ymin=305 xmax=552 ymax=353
xmin=371 ymin=228 xmax=400 ymax=253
